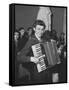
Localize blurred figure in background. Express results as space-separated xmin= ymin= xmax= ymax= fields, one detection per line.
xmin=14 ymin=30 xmax=20 ymax=51
xmin=19 ymin=27 xmax=25 ymax=38
xmin=58 ymin=32 xmax=67 ymax=83
xmin=41 ymin=30 xmax=51 ymax=42
xmin=27 ymin=27 xmax=34 ymax=39
xmin=50 ymin=29 xmax=59 ymax=43
xmin=50 ymin=30 xmax=60 ymax=83
xmin=14 ymin=29 xmax=20 ymax=83
xmin=16 ymin=27 xmax=30 ymax=84
xmin=41 ymin=29 xmax=60 ymax=83
xmin=57 ymin=32 xmax=65 ymax=47
xmin=57 ymin=32 xmax=65 ymax=57
xmin=18 ymin=27 xmax=28 ymax=52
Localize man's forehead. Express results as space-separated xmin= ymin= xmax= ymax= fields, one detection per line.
xmin=36 ymin=25 xmax=44 ymax=28
xmin=20 ymin=29 xmax=24 ymax=32
xmin=15 ymin=32 xmax=19 ymax=35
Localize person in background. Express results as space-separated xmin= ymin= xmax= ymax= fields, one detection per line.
xmin=58 ymin=44 xmax=67 ymax=83
xmin=41 ymin=30 xmax=51 ymax=42
xmin=19 ymin=27 xmax=25 ymax=38
xmin=54 ymin=32 xmax=66 ymax=83
xmin=27 ymin=27 xmax=34 ymax=39
xmin=42 ymin=29 xmax=60 ymax=83
xmin=59 ymin=32 xmax=65 ymax=45
xmin=14 ymin=30 xmax=20 ymax=83
xmin=57 ymin=32 xmax=65 ymax=58
xmin=50 ymin=30 xmax=60 ymax=83
xmin=50 ymin=29 xmax=59 ymax=43
xmin=18 ymin=27 xmax=28 ymax=52
xmin=14 ymin=30 xmax=20 ymax=50
xmin=16 ymin=27 xmax=30 ymax=84
xmin=58 ymin=34 xmax=67 ymax=83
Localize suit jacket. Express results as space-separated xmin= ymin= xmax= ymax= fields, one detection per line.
xmin=17 ymin=35 xmax=48 ymax=82
xmin=18 ymin=33 xmax=28 ymax=52
xmin=17 ymin=35 xmax=43 ymax=62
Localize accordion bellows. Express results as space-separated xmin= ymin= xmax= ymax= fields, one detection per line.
xmin=43 ymin=40 xmax=60 ymax=66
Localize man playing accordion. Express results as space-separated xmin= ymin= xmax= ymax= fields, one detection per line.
xmin=17 ymin=20 xmax=60 ymax=84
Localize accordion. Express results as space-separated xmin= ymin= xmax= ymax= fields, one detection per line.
xmin=32 ymin=40 xmax=61 ymax=73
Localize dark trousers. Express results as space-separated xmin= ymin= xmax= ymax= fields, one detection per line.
xmin=31 ymin=69 xmax=51 ymax=84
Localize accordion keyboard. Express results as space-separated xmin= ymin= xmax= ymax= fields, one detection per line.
xmin=32 ymin=43 xmax=46 ymax=72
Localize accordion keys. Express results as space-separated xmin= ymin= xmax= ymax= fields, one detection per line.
xmin=32 ymin=43 xmax=46 ymax=72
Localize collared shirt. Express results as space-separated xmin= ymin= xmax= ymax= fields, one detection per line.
xmin=35 ymin=33 xmax=42 ymax=43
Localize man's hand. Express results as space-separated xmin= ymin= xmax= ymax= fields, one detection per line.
xmin=30 ymin=57 xmax=39 ymax=63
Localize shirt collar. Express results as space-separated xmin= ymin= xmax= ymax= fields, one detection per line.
xmin=35 ymin=33 xmax=42 ymax=42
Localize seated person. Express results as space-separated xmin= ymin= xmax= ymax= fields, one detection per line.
xmin=17 ymin=20 xmax=51 ymax=84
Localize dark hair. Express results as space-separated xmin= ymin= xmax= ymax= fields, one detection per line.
xmin=27 ymin=27 xmax=33 ymax=32
xmin=51 ymin=29 xmax=57 ymax=34
xmin=41 ymin=30 xmax=51 ymax=41
xmin=60 ymin=32 xmax=65 ymax=35
xmin=27 ymin=27 xmax=34 ymax=36
xmin=19 ymin=27 xmax=24 ymax=31
xmin=14 ymin=31 xmax=20 ymax=40
xmin=15 ymin=30 xmax=19 ymax=34
xmin=33 ymin=20 xmax=46 ymax=29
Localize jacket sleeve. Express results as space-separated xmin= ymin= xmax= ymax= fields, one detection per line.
xmin=17 ymin=39 xmax=32 ymax=63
